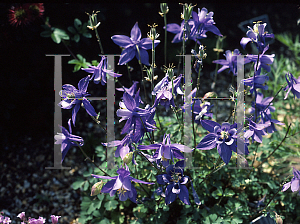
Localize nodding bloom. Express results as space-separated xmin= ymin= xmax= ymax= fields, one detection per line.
xmin=197 ymin=120 xmax=238 ymax=165
xmin=82 ymin=56 xmax=122 ymax=85
xmin=111 ymin=22 xmax=160 ymax=66
xmin=242 ymin=71 xmax=269 ymax=94
xmin=244 ymin=117 xmax=270 ymax=143
xmin=283 ymin=72 xmax=300 ymax=100
xmin=156 ymin=161 xmax=201 ymax=205
xmin=54 ymin=119 xmax=84 ymax=163
xmin=213 ymin=49 xmax=251 ymax=76
xmin=240 ymin=22 xmax=274 ymax=53
xmin=58 ymin=75 xmax=97 ymax=126
xmin=282 ymin=167 xmax=300 ymax=195
xmin=138 ymin=133 xmax=193 ymax=165
xmin=116 ymin=81 xmax=144 ymax=105
xmin=91 ymin=165 xmax=154 ymax=203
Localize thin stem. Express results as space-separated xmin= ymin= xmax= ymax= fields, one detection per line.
xmin=94 ymin=28 xmax=104 ymax=54
xmin=164 ymin=14 xmax=167 ymax=66
xmin=62 ymin=40 xmax=77 ymax=60
xmin=75 ymin=142 xmax=111 ymax=177
xmin=126 ymin=63 xmax=132 ymax=83
xmin=256 ymin=123 xmax=291 ymax=169
xmin=136 ymin=45 xmax=148 ymax=104
xmin=196 ymin=65 xmax=202 ymax=98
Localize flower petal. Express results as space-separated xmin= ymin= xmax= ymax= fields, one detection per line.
xmin=130 ymin=22 xmax=141 ymax=42
xmin=196 ymin=133 xmax=217 ymax=150
xmin=111 ymin=35 xmax=133 ymax=48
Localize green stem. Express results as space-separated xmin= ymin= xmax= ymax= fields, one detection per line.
xmin=136 ymin=45 xmax=148 ymax=104
xmin=94 ymin=28 xmax=104 ymax=54
xmin=126 ymin=63 xmax=132 ymax=83
xmin=75 ymin=142 xmax=111 ymax=177
xmin=164 ymin=14 xmax=167 ymax=66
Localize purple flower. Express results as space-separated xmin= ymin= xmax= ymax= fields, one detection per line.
xmin=283 ymin=72 xmax=300 ymax=99
xmin=244 ymin=117 xmax=270 ymax=143
xmin=82 ymin=56 xmax=122 ymax=85
xmin=246 ymin=45 xmax=275 ymax=74
xmin=17 ymin=212 xmax=26 ymax=222
xmin=138 ymin=133 xmax=193 ymax=163
xmin=282 ymin=167 xmax=300 ymax=195
xmin=28 ymin=217 xmax=45 ymax=224
xmin=213 ymin=49 xmax=251 ymax=76
xmin=164 ymin=20 xmax=192 ymax=43
xmin=50 ymin=215 xmax=61 ymax=224
xmin=116 ymin=81 xmax=143 ymax=103
xmin=117 ymin=91 xmax=151 ymax=134
xmin=111 ymin=22 xmax=160 ymax=66
xmin=0 ymin=214 xmax=11 ymax=224
xmin=54 ymin=119 xmax=84 ymax=163
xmin=156 ymin=161 xmax=201 ymax=205
xmin=189 ymin=7 xmax=222 ymax=41
xmin=58 ymin=76 xmax=97 ymax=126
xmin=197 ymin=120 xmax=237 ymax=165
xmin=242 ymin=71 xmax=269 ymax=94
xmin=240 ymin=23 xmax=274 ymax=53
xmin=91 ymin=165 xmax=154 ymax=203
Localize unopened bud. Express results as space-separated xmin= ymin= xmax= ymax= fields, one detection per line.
xmin=123 ymin=152 xmax=133 ymax=164
xmin=180 ymin=3 xmax=195 ymax=21
xmin=86 ymin=11 xmax=101 ymax=30
xmin=90 ymin=180 xmax=104 ymax=196
xmin=203 ymin=92 xmax=217 ymax=101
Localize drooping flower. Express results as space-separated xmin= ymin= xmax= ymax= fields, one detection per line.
xmin=240 ymin=22 xmax=274 ymax=53
xmin=54 ymin=119 xmax=84 ymax=163
xmin=111 ymin=22 xmax=160 ymax=66
xmin=117 ymin=90 xmax=151 ymax=134
xmin=17 ymin=212 xmax=26 ymax=222
xmin=242 ymin=71 xmax=269 ymax=94
xmin=213 ymin=49 xmax=251 ymax=76
xmin=282 ymin=167 xmax=300 ymax=195
xmin=138 ymin=133 xmax=193 ymax=165
xmin=283 ymin=72 xmax=300 ymax=99
xmin=156 ymin=161 xmax=201 ymax=205
xmin=82 ymin=56 xmax=122 ymax=85
xmin=197 ymin=120 xmax=238 ymax=165
xmin=91 ymin=165 xmax=154 ymax=203
xmin=246 ymin=45 xmax=275 ymax=74
xmin=58 ymin=75 xmax=97 ymax=126
xmin=116 ymin=81 xmax=143 ymax=104
xmin=244 ymin=117 xmax=270 ymax=143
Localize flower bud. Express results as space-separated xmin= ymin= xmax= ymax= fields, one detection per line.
xmin=147 ymin=23 xmax=160 ymax=41
xmin=90 ymin=180 xmax=104 ymax=196
xmin=203 ymin=92 xmax=217 ymax=101
xmin=123 ymin=152 xmax=133 ymax=165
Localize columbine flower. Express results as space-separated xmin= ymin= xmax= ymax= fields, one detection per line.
xmin=111 ymin=22 xmax=160 ymax=66
xmin=138 ymin=133 xmax=193 ymax=165
xmin=244 ymin=117 xmax=270 ymax=143
xmin=282 ymin=167 xmax=300 ymax=195
xmin=82 ymin=56 xmax=122 ymax=85
xmin=58 ymin=75 xmax=97 ymax=126
xmin=213 ymin=49 xmax=251 ymax=76
xmin=28 ymin=217 xmax=46 ymax=224
xmin=91 ymin=165 xmax=154 ymax=203
xmin=283 ymin=72 xmax=300 ymax=99
xmin=54 ymin=119 xmax=84 ymax=163
xmin=116 ymin=81 xmax=143 ymax=104
xmin=17 ymin=212 xmax=26 ymax=222
xmin=117 ymin=91 xmax=151 ymax=134
xmin=246 ymin=45 xmax=275 ymax=74
xmin=240 ymin=22 xmax=274 ymax=53
xmin=8 ymin=4 xmax=30 ymax=27
xmin=242 ymin=71 xmax=269 ymax=94
xmin=50 ymin=215 xmax=61 ymax=224
xmin=197 ymin=120 xmax=237 ymax=165
xmin=164 ymin=20 xmax=193 ymax=43
xmin=156 ymin=161 xmax=201 ymax=205
xmin=189 ymin=7 xmax=222 ymax=41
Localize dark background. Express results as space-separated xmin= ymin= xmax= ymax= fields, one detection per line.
xmin=0 ymin=3 xmax=299 ymax=223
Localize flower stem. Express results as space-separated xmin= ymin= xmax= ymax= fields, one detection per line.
xmin=126 ymin=63 xmax=132 ymax=83
xmin=75 ymin=142 xmax=111 ymax=177
xmin=136 ymin=45 xmax=148 ymax=104
xmin=94 ymin=28 xmax=104 ymax=54
xmin=164 ymin=14 xmax=167 ymax=66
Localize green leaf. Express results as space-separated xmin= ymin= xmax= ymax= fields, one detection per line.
xmin=224 ymin=188 xmax=235 ymax=197
xmin=40 ymin=30 xmax=52 ymax=37
xmin=212 ymin=188 xmax=223 ymax=199
xmin=73 ymin=34 xmax=80 ymax=43
xmin=68 ymin=59 xmax=80 ymax=65
xmin=68 ymin=26 xmax=77 ymax=34
xmin=74 ymin=64 xmax=81 ymax=72
xmin=104 ymin=200 xmax=118 ymax=211
xmin=83 ymin=181 xmax=89 ymax=191
xmin=77 ymin=54 xmax=83 ymax=61
xmin=52 ymin=28 xmax=69 ymax=44
xmin=99 ymin=218 xmax=110 ymax=224
xmin=72 ymin=180 xmax=85 ymax=190
xmin=51 ymin=32 xmax=61 ymax=44
xmin=74 ymin=18 xmax=82 ymax=30
xmin=93 ymin=210 xmax=101 ymax=218
xmin=83 ymin=32 xmax=92 ymax=38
